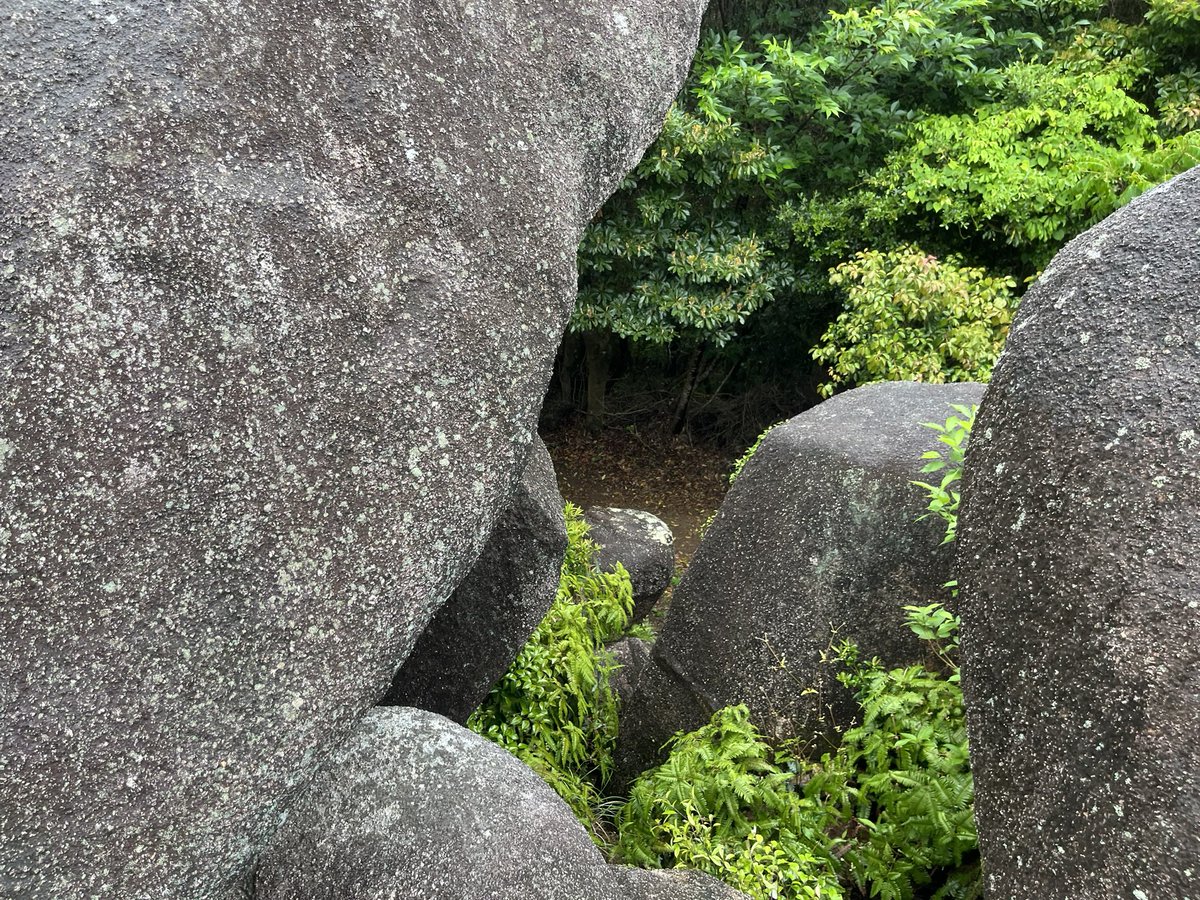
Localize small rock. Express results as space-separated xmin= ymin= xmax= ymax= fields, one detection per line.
xmin=585 ymin=507 xmax=675 ymax=622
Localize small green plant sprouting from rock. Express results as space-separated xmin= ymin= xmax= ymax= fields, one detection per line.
xmin=911 ymin=404 xmax=976 ymax=544
xmin=468 ymin=504 xmax=633 ymax=838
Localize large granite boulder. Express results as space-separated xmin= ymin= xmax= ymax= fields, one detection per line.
xmin=0 ymin=4 xmax=703 ymax=897
xmin=616 ymin=381 xmax=985 ymax=783
xmin=256 ymin=707 xmax=752 ymax=900
xmin=957 ymin=167 xmax=1200 ymax=898
xmin=382 ymin=438 xmax=566 ymax=723
xmin=585 ymin=507 xmax=675 ymax=622
xmin=255 ymin=707 xmax=621 ymax=900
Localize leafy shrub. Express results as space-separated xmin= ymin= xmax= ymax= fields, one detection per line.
xmin=469 ymin=504 xmax=633 ymax=836
xmin=912 ymin=405 xmax=976 ymax=544
xmin=615 ymin=603 xmax=976 ymax=900
xmin=813 ymin=247 xmax=1017 ymax=396
xmin=869 ymin=56 xmax=1200 ymax=271
xmin=806 ymin=611 xmax=978 ymax=900
xmin=615 ymin=705 xmax=843 ymax=900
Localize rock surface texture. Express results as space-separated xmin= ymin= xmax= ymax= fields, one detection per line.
xmin=256 ymin=707 xmax=752 ymax=900
xmin=255 ymin=707 xmax=617 ymax=900
xmin=617 ymin=381 xmax=985 ymax=782
xmin=614 ymin=867 xmax=751 ymax=900
xmin=382 ymin=438 xmax=566 ymax=723
xmin=0 ymin=4 xmax=703 ymax=898
xmin=957 ymin=167 xmax=1200 ymax=898
xmin=585 ymin=506 xmax=675 ymax=622
xmin=606 ymin=635 xmax=653 ymax=709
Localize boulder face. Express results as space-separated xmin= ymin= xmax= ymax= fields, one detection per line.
xmin=957 ymin=167 xmax=1200 ymax=898
xmin=0 ymin=3 xmax=703 ymax=898
xmin=255 ymin=707 xmax=625 ymax=900
xmin=613 ymin=867 xmax=750 ymax=900
xmin=383 ymin=438 xmax=566 ymax=724
xmin=585 ymin=507 xmax=675 ymax=622
xmin=617 ymin=381 xmax=985 ymax=782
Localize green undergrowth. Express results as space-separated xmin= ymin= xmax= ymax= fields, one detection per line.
xmin=468 ymin=504 xmax=633 ymax=838
xmin=617 ymin=604 xmax=977 ymax=900
xmin=474 ymin=406 xmax=980 ymax=896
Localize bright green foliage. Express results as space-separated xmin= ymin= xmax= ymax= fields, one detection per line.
xmin=616 ymin=606 xmax=976 ymax=900
xmin=615 ymin=706 xmax=844 ymax=900
xmin=912 ymin=404 xmax=977 ymax=544
xmin=870 ymin=55 xmax=1200 ymax=271
xmin=813 ymin=247 xmax=1017 ymax=396
xmin=468 ymin=504 xmax=633 ymax=835
xmin=575 ymin=0 xmax=1039 ymax=357
xmin=806 ymin=613 xmax=976 ymax=900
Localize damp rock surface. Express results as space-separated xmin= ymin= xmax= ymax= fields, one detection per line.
xmin=0 ymin=3 xmax=703 ymax=897
xmin=957 ymin=166 xmax=1200 ymax=898
xmin=382 ymin=438 xmax=566 ymax=724
xmin=616 ymin=381 xmax=984 ymax=783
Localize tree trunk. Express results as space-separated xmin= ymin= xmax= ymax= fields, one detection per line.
xmin=669 ymin=345 xmax=703 ymax=435
xmin=583 ymin=330 xmax=611 ymax=431
xmin=558 ymin=332 xmax=582 ymax=410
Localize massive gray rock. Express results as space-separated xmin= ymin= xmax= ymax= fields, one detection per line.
xmin=616 ymin=381 xmax=985 ymax=783
xmin=0 ymin=3 xmax=704 ymax=898
xmin=382 ymin=438 xmax=566 ymax=723
xmin=255 ymin=707 xmax=623 ymax=900
xmin=585 ymin=506 xmax=675 ymax=622
xmin=256 ymin=707 xmax=752 ymax=900
xmin=957 ymin=167 xmax=1200 ymax=898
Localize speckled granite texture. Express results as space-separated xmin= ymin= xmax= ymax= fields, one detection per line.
xmin=957 ymin=166 xmax=1200 ymax=898
xmin=0 ymin=2 xmax=703 ymax=897
xmin=382 ymin=437 xmax=566 ymax=723
xmin=258 ymin=707 xmax=718 ymax=900
xmin=584 ymin=506 xmax=674 ymax=622
xmin=615 ymin=381 xmax=984 ymax=785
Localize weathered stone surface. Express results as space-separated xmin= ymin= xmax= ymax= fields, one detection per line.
xmin=0 ymin=4 xmax=704 ymax=897
xmin=382 ymin=437 xmax=565 ymax=723
xmin=614 ymin=866 xmax=751 ymax=899
xmin=256 ymin=707 xmax=627 ymax=900
xmin=957 ymin=167 xmax=1200 ymax=898
xmin=586 ymin=506 xmax=675 ymax=622
xmin=606 ymin=635 xmax=653 ymax=708
xmin=616 ymin=381 xmax=985 ymax=782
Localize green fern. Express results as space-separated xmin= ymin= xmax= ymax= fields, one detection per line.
xmin=468 ymin=503 xmax=634 ymax=839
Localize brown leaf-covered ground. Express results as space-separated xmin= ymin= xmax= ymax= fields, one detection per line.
xmin=542 ymin=422 xmax=736 ymax=573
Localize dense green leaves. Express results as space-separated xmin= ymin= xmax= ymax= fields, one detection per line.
xmin=571 ymin=0 xmax=1200 ymax=421
xmin=615 ymin=706 xmax=843 ymax=900
xmin=468 ymin=504 xmax=633 ymax=837
xmin=614 ymin=607 xmax=976 ymax=900
xmin=870 ymin=56 xmax=1200 ymax=271
xmin=813 ymin=247 xmax=1016 ymax=395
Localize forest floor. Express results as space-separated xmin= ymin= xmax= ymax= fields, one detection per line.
xmin=542 ymin=421 xmax=736 ymax=573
